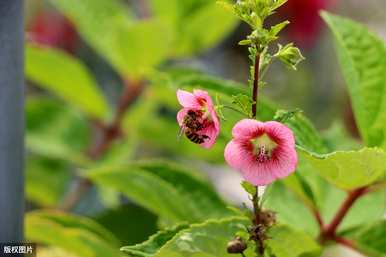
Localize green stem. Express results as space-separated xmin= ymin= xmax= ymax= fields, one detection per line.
xmin=252 ymin=54 xmax=260 ymax=118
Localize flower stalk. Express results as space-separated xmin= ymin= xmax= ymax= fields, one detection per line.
xmin=252 ymin=54 xmax=260 ymax=119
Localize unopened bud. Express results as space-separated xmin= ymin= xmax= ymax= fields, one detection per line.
xmin=227 ymin=236 xmax=247 ymax=254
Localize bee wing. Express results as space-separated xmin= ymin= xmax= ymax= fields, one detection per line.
xmin=177 ymin=126 xmax=185 ymax=140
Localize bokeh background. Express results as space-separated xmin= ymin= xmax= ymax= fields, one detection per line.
xmin=22 ymin=1 xmax=386 ymax=257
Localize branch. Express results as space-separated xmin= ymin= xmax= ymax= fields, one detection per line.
xmin=322 ymin=187 xmax=368 ymax=238
xmin=333 ymin=236 xmax=359 ymax=252
xmin=58 ymin=79 xmax=145 ymax=211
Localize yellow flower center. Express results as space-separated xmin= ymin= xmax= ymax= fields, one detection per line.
xmin=251 ymin=133 xmax=277 ymax=162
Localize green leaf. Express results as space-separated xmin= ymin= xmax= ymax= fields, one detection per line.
xmin=269 ymin=20 xmax=290 ymax=37
xmin=85 ymin=161 xmax=234 ymax=225
xmin=95 ymin=204 xmax=158 ymax=246
xmin=322 ymin=12 xmax=386 ymax=150
xmin=344 ymin=221 xmax=386 ymax=257
xmin=150 ymin=0 xmax=238 ymax=56
xmin=26 ymin=156 xmax=70 ymax=207
xmin=26 ymin=45 xmax=109 ymax=119
xmin=264 ymin=181 xmax=320 ymax=236
xmin=51 ymin=0 xmax=169 ymax=78
xmin=149 ymin=218 xmax=320 ymax=257
xmin=266 ymin=225 xmax=321 ymax=257
xmin=153 ymin=217 xmax=253 ymax=257
xmin=121 ymin=224 xmax=189 ymax=257
xmin=26 ymin=97 xmax=91 ymax=165
xmin=241 ymin=181 xmax=257 ymax=196
xmin=26 ymin=211 xmax=122 ymax=257
xmin=26 ymin=98 xmax=90 ymax=163
xmin=299 ymin=147 xmax=386 ymax=190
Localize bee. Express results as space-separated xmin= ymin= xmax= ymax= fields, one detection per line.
xmin=185 ymin=130 xmax=210 ymax=144
xmin=178 ymin=110 xmax=210 ymax=144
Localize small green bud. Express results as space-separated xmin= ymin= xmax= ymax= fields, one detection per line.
xmin=274 ymin=43 xmax=305 ymax=70
xmin=239 ymin=39 xmax=252 ymax=46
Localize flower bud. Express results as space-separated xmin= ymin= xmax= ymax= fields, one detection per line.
xmin=227 ymin=236 xmax=247 ymax=254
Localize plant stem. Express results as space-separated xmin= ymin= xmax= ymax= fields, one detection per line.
xmin=59 ymin=79 xmax=144 ymax=211
xmin=252 ymin=54 xmax=260 ymax=119
xmin=251 ymin=186 xmax=265 ymax=256
xmin=252 ymin=186 xmax=260 ymax=223
xmin=322 ymin=187 xmax=368 ymax=239
xmin=333 ymin=236 xmax=360 ymax=252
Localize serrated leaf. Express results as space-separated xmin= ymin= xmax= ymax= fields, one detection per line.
xmin=299 ymin=147 xmax=386 ymax=190
xmin=26 ymin=44 xmax=109 ymax=119
xmin=26 ymin=211 xmax=122 ymax=257
xmin=85 ymin=161 xmax=234 ymax=225
xmin=26 ymin=97 xmax=90 ymax=165
xmin=154 ymin=217 xmax=253 ymax=257
xmin=266 ymin=225 xmax=321 ymax=257
xmin=51 ymin=0 xmax=169 ymax=78
xmin=322 ymin=12 xmax=386 ymax=150
xmin=121 ymin=224 xmax=189 ymax=257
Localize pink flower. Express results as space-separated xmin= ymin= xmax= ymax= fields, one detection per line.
xmin=277 ymin=0 xmax=333 ymax=48
xmin=176 ymin=89 xmax=220 ymax=149
xmin=224 ymin=119 xmax=297 ymax=185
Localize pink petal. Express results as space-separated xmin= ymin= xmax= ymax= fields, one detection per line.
xmin=177 ymin=90 xmax=201 ymax=109
xmin=264 ymin=121 xmax=296 ymax=146
xmin=225 ymin=140 xmax=277 ymax=186
xmin=176 ymin=108 xmax=189 ymax=126
xmin=224 ymin=140 xmax=245 ymax=170
xmin=224 ymin=140 xmax=253 ymax=170
xmin=199 ymin=124 xmax=219 ymax=149
xmin=270 ymin=146 xmax=298 ymax=178
xmin=232 ymin=119 xmax=263 ymax=139
xmin=242 ymin=162 xmax=277 ymax=186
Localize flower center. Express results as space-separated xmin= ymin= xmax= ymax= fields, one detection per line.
xmin=251 ymin=133 xmax=277 ymax=162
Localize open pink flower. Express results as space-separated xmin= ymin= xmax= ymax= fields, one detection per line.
xmin=224 ymin=119 xmax=297 ymax=185
xmin=176 ymin=89 xmax=220 ymax=149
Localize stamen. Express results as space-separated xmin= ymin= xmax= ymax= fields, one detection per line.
xmin=251 ymin=133 xmax=277 ymax=163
